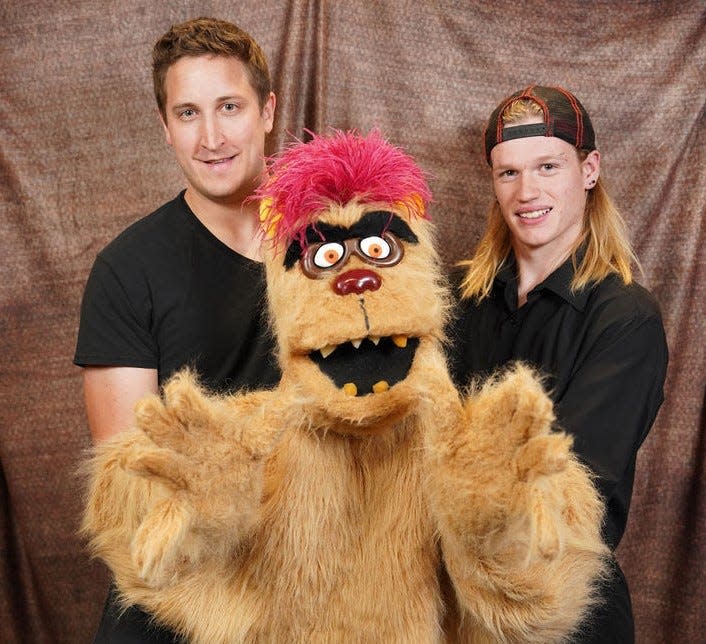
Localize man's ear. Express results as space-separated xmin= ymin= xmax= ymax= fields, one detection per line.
xmin=582 ymin=149 xmax=601 ymax=188
xmin=158 ymin=110 xmax=172 ymax=147
xmin=262 ymin=92 xmax=276 ymax=134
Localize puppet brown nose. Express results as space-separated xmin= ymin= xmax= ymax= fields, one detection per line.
xmin=333 ymin=269 xmax=381 ymax=295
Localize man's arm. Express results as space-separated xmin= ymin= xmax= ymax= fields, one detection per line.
xmin=83 ymin=366 xmax=159 ymax=442
xmin=555 ymin=312 xmax=667 ymax=547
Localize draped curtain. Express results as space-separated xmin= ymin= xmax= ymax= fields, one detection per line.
xmin=1 ymin=1 xmax=703 ymax=641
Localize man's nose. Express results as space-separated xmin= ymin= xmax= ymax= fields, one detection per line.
xmin=517 ymin=172 xmax=540 ymax=200
xmin=333 ymin=269 xmax=381 ymax=295
xmin=200 ymin=116 xmax=224 ymax=150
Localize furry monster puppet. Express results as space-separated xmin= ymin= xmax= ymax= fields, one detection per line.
xmin=83 ymin=131 xmax=608 ymax=642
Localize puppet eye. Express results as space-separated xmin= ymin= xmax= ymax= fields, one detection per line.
xmin=313 ymin=242 xmax=346 ymax=268
xmin=359 ymin=236 xmax=391 ymax=260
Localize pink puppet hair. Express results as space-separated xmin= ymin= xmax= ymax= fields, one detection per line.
xmin=257 ymin=129 xmax=432 ymax=249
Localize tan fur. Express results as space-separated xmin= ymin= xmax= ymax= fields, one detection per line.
xmin=82 ymin=200 xmax=608 ymax=642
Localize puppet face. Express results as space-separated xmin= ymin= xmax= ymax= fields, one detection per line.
xmin=264 ymin=199 xmax=448 ymax=428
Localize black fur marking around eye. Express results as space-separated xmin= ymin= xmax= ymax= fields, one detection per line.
xmin=284 ymin=240 xmax=304 ymax=269
xmin=350 ymin=211 xmax=419 ymax=244
xmin=283 ymin=211 xmax=418 ymax=270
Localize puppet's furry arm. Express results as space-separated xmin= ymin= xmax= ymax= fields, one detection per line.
xmin=82 ymin=369 xmax=284 ymax=591
xmin=424 ymin=364 xmax=608 ymax=643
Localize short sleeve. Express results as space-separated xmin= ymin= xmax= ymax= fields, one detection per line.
xmin=74 ymin=254 xmax=158 ymax=368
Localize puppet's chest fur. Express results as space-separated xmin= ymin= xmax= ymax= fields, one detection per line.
xmin=163 ymin=420 xmax=445 ymax=642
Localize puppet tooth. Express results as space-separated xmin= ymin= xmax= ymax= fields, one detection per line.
xmin=391 ymin=335 xmax=408 ymax=348
xmin=372 ymin=380 xmax=389 ymax=394
xmin=369 ymin=336 xmax=381 ymax=345
xmin=351 ymin=339 xmax=363 ymax=349
xmin=319 ymin=345 xmax=337 ymax=359
xmin=342 ymin=383 xmax=358 ymax=397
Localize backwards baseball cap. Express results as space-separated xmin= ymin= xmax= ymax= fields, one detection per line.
xmin=484 ymin=85 xmax=596 ymax=164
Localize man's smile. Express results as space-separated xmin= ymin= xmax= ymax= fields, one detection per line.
xmin=516 ymin=207 xmax=551 ymax=220
xmin=200 ymin=154 xmax=237 ymax=166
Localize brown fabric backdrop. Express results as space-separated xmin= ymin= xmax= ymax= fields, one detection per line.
xmin=1 ymin=1 xmax=704 ymax=642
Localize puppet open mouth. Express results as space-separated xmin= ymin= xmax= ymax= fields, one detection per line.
xmin=308 ymin=335 xmax=420 ymax=397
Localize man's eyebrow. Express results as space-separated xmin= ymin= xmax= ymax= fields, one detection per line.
xmin=538 ymin=153 xmax=568 ymax=162
xmin=171 ymin=102 xmax=198 ymax=112
xmin=214 ymin=94 xmax=246 ymax=103
xmin=170 ymin=95 xmax=246 ymax=111
xmin=494 ymin=152 xmax=569 ymax=171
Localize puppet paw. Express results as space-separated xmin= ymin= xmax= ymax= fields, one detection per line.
xmin=134 ymin=370 xmax=218 ymax=452
xmin=467 ymin=366 xmax=580 ymax=562
xmin=452 ymin=363 xmax=556 ymax=472
xmin=127 ymin=370 xmax=282 ymax=537
xmin=130 ymin=497 xmax=192 ymax=587
xmin=511 ymin=436 xmax=574 ymax=561
xmin=513 ymin=432 xmax=572 ymax=482
xmin=487 ymin=363 xmax=555 ymax=445
xmin=430 ymin=363 xmax=568 ymax=548
xmin=135 ymin=371 xmax=283 ymax=462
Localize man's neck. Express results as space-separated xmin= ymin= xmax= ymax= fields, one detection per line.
xmin=184 ymin=189 xmax=263 ymax=261
xmin=513 ymin=244 xmax=571 ymax=307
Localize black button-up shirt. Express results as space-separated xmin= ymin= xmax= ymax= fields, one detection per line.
xmin=447 ymin=254 xmax=668 ymax=641
xmin=448 ymin=253 xmax=667 ymax=550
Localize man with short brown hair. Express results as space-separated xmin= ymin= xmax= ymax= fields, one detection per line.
xmin=75 ymin=16 xmax=280 ymax=642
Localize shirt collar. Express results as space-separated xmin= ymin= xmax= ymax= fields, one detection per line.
xmin=495 ymin=248 xmax=592 ymax=312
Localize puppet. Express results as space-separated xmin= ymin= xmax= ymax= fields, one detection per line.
xmin=83 ymin=130 xmax=607 ymax=642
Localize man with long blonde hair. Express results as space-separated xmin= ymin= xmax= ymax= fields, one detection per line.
xmin=449 ymin=85 xmax=667 ymax=642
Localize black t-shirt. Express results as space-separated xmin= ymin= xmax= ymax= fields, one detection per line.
xmin=75 ymin=191 xmax=280 ymax=393
xmin=447 ymin=253 xmax=668 ymax=643
xmin=76 ymin=193 xmax=280 ymax=644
